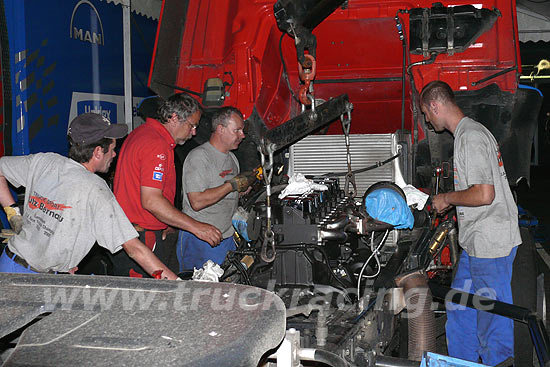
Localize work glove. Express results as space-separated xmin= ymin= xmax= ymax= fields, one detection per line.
xmin=226 ymin=171 xmax=256 ymax=192
xmin=4 ymin=205 xmax=23 ymax=234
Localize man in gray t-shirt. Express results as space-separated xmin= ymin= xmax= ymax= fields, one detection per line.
xmin=177 ymin=107 xmax=255 ymax=270
xmin=421 ymin=81 xmax=521 ymax=366
xmin=0 ymin=113 xmax=178 ymax=280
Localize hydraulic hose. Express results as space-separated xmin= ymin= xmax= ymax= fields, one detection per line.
xmin=375 ymin=355 xmax=421 ymax=367
xmin=298 ymin=349 xmax=422 ymax=367
xmin=298 ymin=348 xmax=352 ymax=367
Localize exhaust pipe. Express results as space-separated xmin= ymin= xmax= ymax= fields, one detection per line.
xmin=394 ymin=270 xmax=436 ymax=361
xmin=319 ymin=229 xmax=348 ymax=242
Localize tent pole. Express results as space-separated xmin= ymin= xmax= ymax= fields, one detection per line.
xmin=122 ymin=0 xmax=133 ymax=129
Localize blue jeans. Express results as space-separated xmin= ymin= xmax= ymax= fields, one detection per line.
xmin=0 ymin=247 xmax=38 ymax=274
xmin=446 ymin=246 xmax=517 ymax=366
xmin=176 ymin=231 xmax=236 ymax=272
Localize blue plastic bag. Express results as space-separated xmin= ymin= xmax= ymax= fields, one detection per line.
xmin=364 ymin=188 xmax=414 ymax=229
xmin=232 ymin=207 xmax=251 ymax=242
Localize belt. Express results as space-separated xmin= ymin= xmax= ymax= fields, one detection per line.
xmin=4 ymin=247 xmax=55 ymax=274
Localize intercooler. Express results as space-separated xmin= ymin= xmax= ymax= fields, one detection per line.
xmin=288 ymin=133 xmax=404 ymax=198
xmin=288 ymin=133 xmax=406 ymax=250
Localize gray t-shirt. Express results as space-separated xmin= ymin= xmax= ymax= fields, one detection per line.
xmin=182 ymin=142 xmax=239 ymax=238
xmin=0 ymin=153 xmax=138 ymax=272
xmin=453 ymin=117 xmax=521 ymax=258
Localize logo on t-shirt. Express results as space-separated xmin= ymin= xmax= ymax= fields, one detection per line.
xmin=153 ymin=172 xmax=163 ymax=181
xmin=28 ymin=194 xmax=72 ymax=223
xmin=219 ymin=169 xmax=233 ymax=178
xmin=496 ymin=149 xmax=503 ymax=167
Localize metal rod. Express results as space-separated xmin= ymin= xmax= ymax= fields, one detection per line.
xmin=428 ymin=281 xmax=550 ymax=367
xmin=471 ymin=66 xmax=517 ymax=86
xmin=520 ymin=75 xmax=550 ymax=80
xmin=264 ymin=94 xmax=350 ymax=152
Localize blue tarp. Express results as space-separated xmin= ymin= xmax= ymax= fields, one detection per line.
xmin=364 ymin=188 xmax=414 ymax=229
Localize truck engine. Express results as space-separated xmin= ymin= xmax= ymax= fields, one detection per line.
xmin=214 ymin=131 xmax=455 ymax=365
xmin=148 ymin=0 xmax=547 ymax=365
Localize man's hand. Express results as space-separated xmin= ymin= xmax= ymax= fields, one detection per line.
xmin=3 ymin=206 xmax=23 ymax=234
xmin=192 ymin=222 xmax=222 ymax=247
xmin=226 ymin=171 xmax=256 ymax=192
xmin=432 ymin=193 xmax=452 ymax=214
xmin=162 ymin=226 xmax=176 ymax=241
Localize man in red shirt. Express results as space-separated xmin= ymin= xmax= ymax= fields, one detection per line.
xmin=113 ymin=93 xmax=222 ymax=277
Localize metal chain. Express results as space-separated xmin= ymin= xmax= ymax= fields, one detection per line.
xmin=298 ymin=55 xmax=316 ymax=111
xmin=259 ymin=141 xmax=276 ymax=263
xmin=340 ymin=105 xmax=357 ymax=198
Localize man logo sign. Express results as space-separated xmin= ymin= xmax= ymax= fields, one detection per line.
xmin=69 ymin=0 xmax=105 ymax=45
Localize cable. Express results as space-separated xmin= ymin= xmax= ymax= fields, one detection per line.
xmin=233 ymin=257 xmax=252 ymax=285
xmin=279 ymin=33 xmax=301 ymax=104
xmin=322 ymin=152 xmax=400 ymax=176
xmin=314 ymin=245 xmax=353 ymax=302
xmin=356 ymin=229 xmax=389 ymax=298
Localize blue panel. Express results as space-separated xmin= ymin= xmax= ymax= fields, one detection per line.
xmin=7 ymin=0 xmax=157 ymax=156
xmin=420 ymin=352 xmax=488 ymax=367
xmin=5 ymin=0 xmax=29 ymax=155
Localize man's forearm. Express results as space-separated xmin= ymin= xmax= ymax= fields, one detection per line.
xmin=187 ymin=182 xmax=233 ymax=211
xmin=0 ymin=175 xmax=16 ymax=207
xmin=122 ymin=238 xmax=178 ymax=280
xmin=443 ymin=184 xmax=495 ymax=207
xmin=140 ymin=186 xmax=222 ymax=245
xmin=145 ymin=194 xmax=203 ymax=230
xmin=140 ymin=187 xmax=206 ymax=232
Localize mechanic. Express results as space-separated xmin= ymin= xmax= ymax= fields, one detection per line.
xmin=113 ymin=93 xmax=222 ymax=277
xmin=177 ymin=106 xmax=255 ymax=271
xmin=0 ymin=113 xmax=178 ymax=279
xmin=421 ymin=81 xmax=521 ymax=366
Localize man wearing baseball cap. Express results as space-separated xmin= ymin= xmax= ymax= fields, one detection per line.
xmin=0 ymin=112 xmax=178 ymax=279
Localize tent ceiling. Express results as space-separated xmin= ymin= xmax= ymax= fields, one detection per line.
xmin=517 ymin=1 xmax=550 ymax=43
xmin=104 ymin=0 xmax=550 ymax=42
xmin=103 ymin=0 xmax=162 ymax=20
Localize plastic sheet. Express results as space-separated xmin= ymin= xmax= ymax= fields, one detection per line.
xmin=364 ymin=188 xmax=414 ymax=229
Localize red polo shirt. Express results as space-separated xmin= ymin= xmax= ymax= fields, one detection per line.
xmin=114 ymin=118 xmax=176 ymax=230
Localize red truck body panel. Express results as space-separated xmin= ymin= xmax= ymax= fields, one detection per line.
xmin=150 ymin=0 xmax=521 ymax=139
